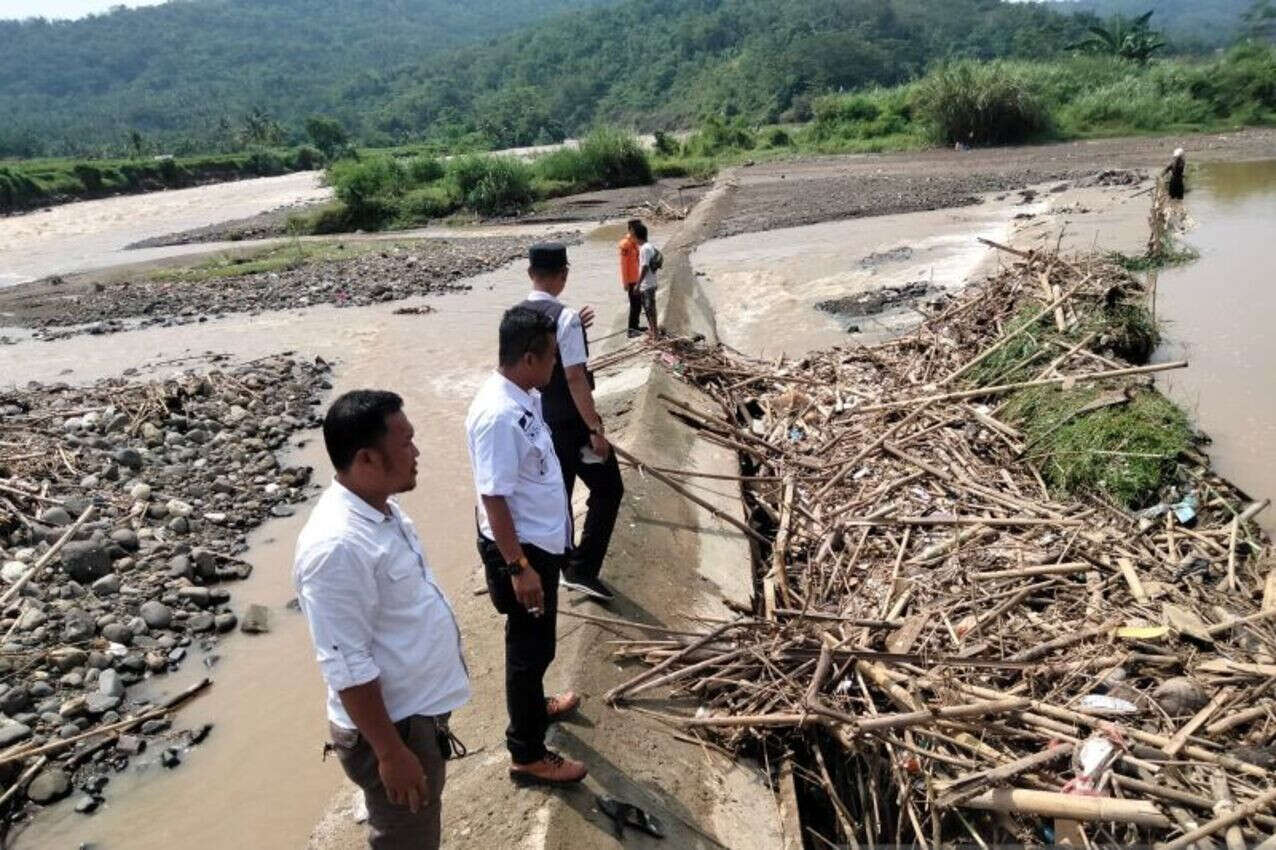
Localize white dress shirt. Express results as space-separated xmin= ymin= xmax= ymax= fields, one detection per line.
xmin=293 ymin=481 xmax=470 ymax=730
xmin=526 ymin=290 xmax=587 ymax=368
xmin=465 ymin=372 xmax=571 ymax=554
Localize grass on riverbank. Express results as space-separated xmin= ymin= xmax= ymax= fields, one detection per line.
xmin=0 ymin=147 xmax=321 ymax=215
xmin=146 ymin=238 xmax=390 ymax=283
xmin=291 ymin=127 xmax=654 ymax=232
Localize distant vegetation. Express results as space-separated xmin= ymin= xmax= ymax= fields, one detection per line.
xmin=2 ymin=0 xmax=1105 ymax=157
xmin=0 ymin=146 xmax=319 ymax=214
xmin=296 ymin=128 xmax=653 ymax=231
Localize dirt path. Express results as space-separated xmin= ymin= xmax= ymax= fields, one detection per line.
xmin=711 ymin=128 xmax=1276 ymax=238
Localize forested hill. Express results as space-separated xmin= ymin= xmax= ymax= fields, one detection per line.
xmin=0 ymin=0 xmax=609 ymax=157
xmin=1050 ymin=0 xmax=1255 ymax=48
xmin=5 ymin=0 xmax=1093 ymax=157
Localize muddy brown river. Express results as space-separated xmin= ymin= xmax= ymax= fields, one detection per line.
xmin=0 ymin=223 xmax=633 ymax=849
xmin=1155 ymin=159 xmax=1276 ymax=534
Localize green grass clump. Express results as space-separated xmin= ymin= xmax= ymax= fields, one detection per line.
xmin=1110 ymin=237 xmax=1200 ymax=273
xmin=1089 ymin=301 xmax=1161 ymax=364
xmin=149 ymin=240 xmax=374 ymax=282
xmin=914 ymin=60 xmax=1051 ymax=146
xmin=1003 ymin=385 xmax=1191 ymax=508
xmin=533 ymin=127 xmax=653 ymax=192
xmin=446 ymin=154 xmax=535 ymax=216
xmin=398 ymin=184 xmax=457 ymax=221
xmin=650 ymin=156 xmax=718 ymax=181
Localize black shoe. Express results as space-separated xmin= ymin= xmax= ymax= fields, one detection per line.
xmin=627 ymin=329 xmax=643 ymax=338
xmin=560 ymin=570 xmax=615 ymax=601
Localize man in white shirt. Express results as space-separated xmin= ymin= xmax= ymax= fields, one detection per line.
xmin=465 ymin=305 xmax=588 ymax=786
xmin=634 ymin=221 xmax=659 ymax=342
xmin=519 ymin=242 xmax=622 ymax=602
xmin=294 ymin=390 xmax=470 ymax=850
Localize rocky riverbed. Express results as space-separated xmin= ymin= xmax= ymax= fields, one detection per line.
xmin=0 ymin=232 xmax=580 ymax=342
xmin=0 ymin=354 xmax=330 ymax=827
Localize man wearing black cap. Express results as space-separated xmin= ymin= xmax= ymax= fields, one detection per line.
xmin=518 ymin=242 xmax=622 ymax=602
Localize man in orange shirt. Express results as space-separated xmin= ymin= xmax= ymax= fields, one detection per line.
xmin=619 ymin=219 xmax=642 ymax=338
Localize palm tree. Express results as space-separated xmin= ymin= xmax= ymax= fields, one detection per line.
xmin=1070 ymin=10 xmax=1167 ymax=65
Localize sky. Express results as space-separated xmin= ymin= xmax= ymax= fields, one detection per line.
xmin=1 ymin=0 xmax=167 ymax=20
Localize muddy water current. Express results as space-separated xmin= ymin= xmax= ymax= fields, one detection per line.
xmin=0 ymin=223 xmax=635 ymax=849
xmin=0 ymin=172 xmax=332 ymax=288
xmin=1154 ymin=159 xmax=1276 ymax=534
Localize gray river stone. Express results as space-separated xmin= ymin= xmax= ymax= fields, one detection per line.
xmin=100 ymin=623 xmax=133 ymax=645
xmin=63 ymin=609 xmax=95 ymax=643
xmin=0 ymin=722 xmax=32 ymax=748
xmin=90 ymin=573 xmax=121 ymax=596
xmin=98 ymin=669 xmax=125 ymax=698
xmin=85 ymin=693 xmax=121 ymax=714
xmin=113 ymin=448 xmax=143 ymax=470
xmin=60 ymin=541 xmax=110 ymax=583
xmin=37 ymin=506 xmax=72 ymax=527
xmin=240 ymin=604 xmax=270 ymax=634
xmin=140 ymin=600 xmax=172 ymax=629
xmin=27 ymin=768 xmax=71 ymax=804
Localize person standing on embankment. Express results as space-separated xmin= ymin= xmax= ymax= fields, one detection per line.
xmin=1165 ymin=147 xmax=1187 ymax=200
xmin=620 ymin=219 xmax=643 ymax=337
xmin=294 ymin=390 xmax=470 ymax=850
xmin=466 ymin=305 xmax=588 ymax=786
xmin=518 ymin=241 xmax=622 ymax=602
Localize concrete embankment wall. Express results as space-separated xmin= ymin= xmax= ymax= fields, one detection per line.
xmin=532 ymin=174 xmax=801 ymax=849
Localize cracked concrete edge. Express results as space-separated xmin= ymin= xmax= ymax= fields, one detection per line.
xmin=532 ymin=173 xmax=799 ymax=849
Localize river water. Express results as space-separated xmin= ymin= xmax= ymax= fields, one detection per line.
xmin=1154 ymin=159 xmax=1276 ymax=533
xmin=0 ymin=172 xmax=331 ymax=288
xmin=1 ymin=222 xmax=634 ymax=849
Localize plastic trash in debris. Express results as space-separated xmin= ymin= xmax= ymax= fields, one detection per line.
xmin=1076 ymin=694 xmax=1140 ymax=716
xmin=1171 ymin=491 xmax=1200 ymax=524
xmin=788 ymin=426 xmax=805 ymax=443
xmin=1065 ymin=730 xmax=1124 ymax=795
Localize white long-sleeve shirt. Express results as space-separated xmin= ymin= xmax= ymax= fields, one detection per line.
xmin=465 ymin=372 xmax=571 ymax=554
xmin=293 ymin=481 xmax=470 ymax=729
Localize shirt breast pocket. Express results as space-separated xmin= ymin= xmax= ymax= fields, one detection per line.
xmin=383 ymin=559 xmax=427 ymax=608
xmin=521 ymin=443 xmax=551 ymax=483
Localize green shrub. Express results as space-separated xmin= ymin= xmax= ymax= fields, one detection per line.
xmin=651 ymin=156 xmax=717 ymax=181
xmin=398 ymin=185 xmax=457 ymax=220
xmin=534 ymin=128 xmax=652 ymax=191
xmin=762 ymin=127 xmax=793 ymax=148
xmin=292 ymin=145 xmax=323 ymax=170
xmin=73 ymin=163 xmax=104 ymax=192
xmin=246 ymin=148 xmax=287 ymax=176
xmin=406 ymin=156 xmax=445 ymax=184
xmin=914 ymin=61 xmax=1050 ymax=146
xmin=653 ymin=130 xmax=681 ymax=156
xmin=682 ymin=116 xmax=756 ymax=157
xmin=1057 ymin=76 xmax=1212 ymax=132
xmin=328 ymin=156 xmax=407 ymax=205
xmin=447 ymin=154 xmax=534 ymax=216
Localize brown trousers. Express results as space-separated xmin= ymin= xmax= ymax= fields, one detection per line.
xmin=330 ymin=715 xmax=447 ymax=850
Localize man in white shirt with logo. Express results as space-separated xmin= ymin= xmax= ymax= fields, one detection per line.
xmin=519 ymin=241 xmax=622 ymax=602
xmin=294 ymin=390 xmax=469 ymax=850
xmin=465 ymin=305 xmax=588 ymax=786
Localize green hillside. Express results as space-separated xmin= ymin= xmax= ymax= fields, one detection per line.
xmin=1051 ymin=0 xmax=1255 ymax=48
xmin=0 ymin=0 xmax=609 ymax=157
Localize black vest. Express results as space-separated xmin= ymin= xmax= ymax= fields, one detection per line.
xmin=519 ymin=297 xmax=593 ymax=433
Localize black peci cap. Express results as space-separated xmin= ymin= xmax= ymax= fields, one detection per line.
xmin=528 ymin=242 xmax=569 ymax=271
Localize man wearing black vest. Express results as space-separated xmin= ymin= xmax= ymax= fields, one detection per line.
xmin=518 ymin=243 xmax=622 ymax=602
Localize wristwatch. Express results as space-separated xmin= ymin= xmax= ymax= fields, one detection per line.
xmin=503 ymin=555 xmax=531 ymax=576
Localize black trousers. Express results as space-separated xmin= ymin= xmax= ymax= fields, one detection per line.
xmin=626 ymin=283 xmax=642 ymax=330
xmin=551 ymin=425 xmax=624 ymax=579
xmin=477 ymin=537 xmax=561 ymax=764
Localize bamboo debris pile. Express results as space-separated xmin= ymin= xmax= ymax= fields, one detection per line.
xmin=609 ymin=244 xmax=1275 ymax=848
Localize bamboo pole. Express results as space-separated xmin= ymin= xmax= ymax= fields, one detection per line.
xmin=855 ymin=361 xmax=1189 ymax=415
xmin=963 ymin=788 xmax=1172 ymax=828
